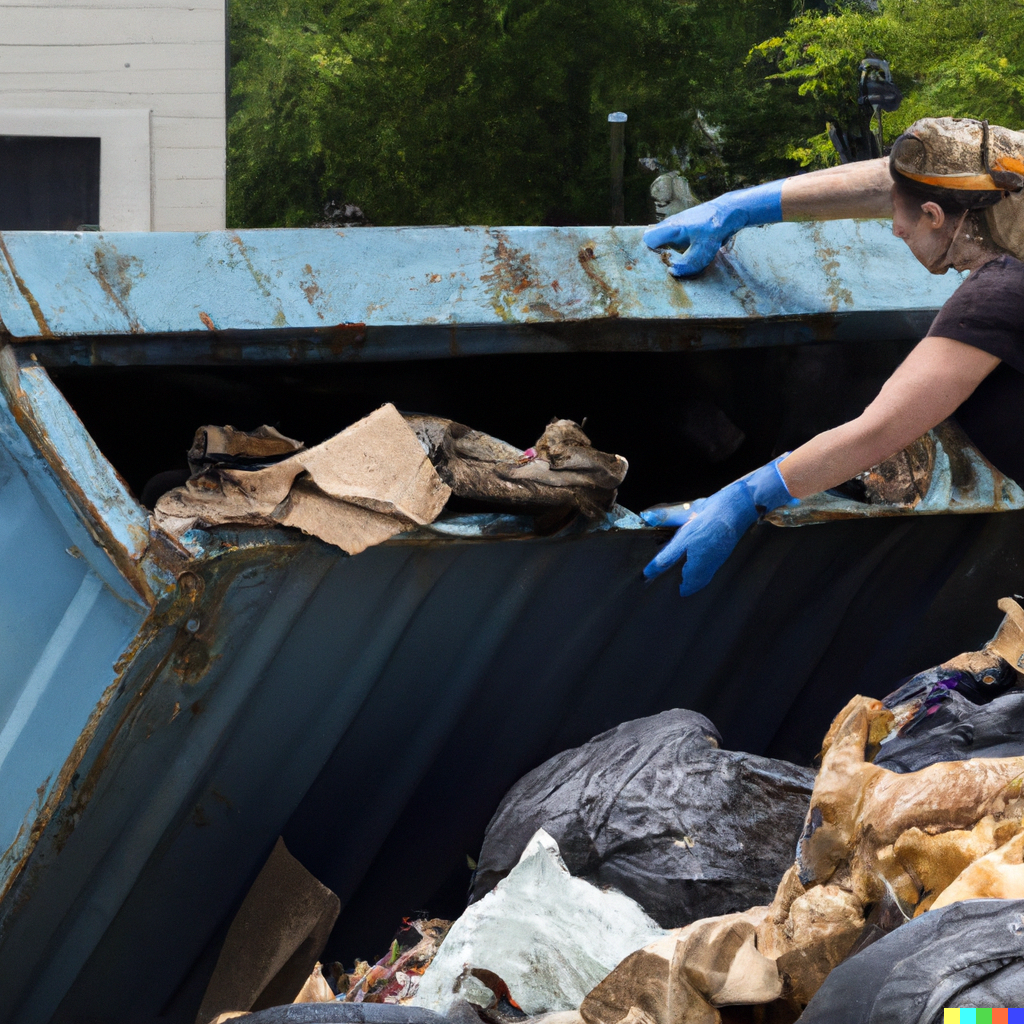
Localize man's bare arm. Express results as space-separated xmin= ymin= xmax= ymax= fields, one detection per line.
xmin=778 ymin=336 xmax=999 ymax=498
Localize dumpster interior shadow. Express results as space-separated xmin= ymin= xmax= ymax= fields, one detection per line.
xmin=49 ymin=341 xmax=909 ymax=517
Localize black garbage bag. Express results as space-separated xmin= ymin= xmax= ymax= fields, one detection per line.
xmin=873 ymin=654 xmax=1024 ymax=772
xmin=875 ymin=689 xmax=1024 ymax=772
xmin=797 ymin=899 xmax=1024 ymax=1023
xmin=871 ymin=598 xmax=1024 ymax=772
xmin=469 ymin=709 xmax=815 ymax=928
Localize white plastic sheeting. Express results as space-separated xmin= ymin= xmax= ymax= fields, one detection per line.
xmin=412 ymin=830 xmax=665 ymax=1016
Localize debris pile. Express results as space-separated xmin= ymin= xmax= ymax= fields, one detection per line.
xmin=155 ymin=407 xmax=628 ymax=552
xmin=200 ymin=598 xmax=1024 ymax=1024
xmin=330 ymin=919 xmax=452 ymax=1005
xmin=576 ymin=598 xmax=1024 ymax=1024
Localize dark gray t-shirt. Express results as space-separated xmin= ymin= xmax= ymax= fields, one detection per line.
xmin=928 ymin=254 xmax=1024 ymax=482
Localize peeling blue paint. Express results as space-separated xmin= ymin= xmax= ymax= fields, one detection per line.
xmin=0 ymin=223 xmax=961 ymax=364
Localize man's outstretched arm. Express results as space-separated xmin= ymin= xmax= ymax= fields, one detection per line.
xmin=645 ymin=159 xmax=894 ymax=277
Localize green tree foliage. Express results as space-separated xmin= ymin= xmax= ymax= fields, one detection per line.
xmin=755 ymin=0 xmax=1024 ymax=167
xmin=229 ymin=0 xmax=1024 ymax=226
xmin=227 ymin=0 xmax=802 ymax=226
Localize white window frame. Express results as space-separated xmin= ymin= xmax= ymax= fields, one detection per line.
xmin=0 ymin=108 xmax=151 ymax=231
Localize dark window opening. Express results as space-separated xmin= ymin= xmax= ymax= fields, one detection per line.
xmin=0 ymin=135 xmax=101 ymax=231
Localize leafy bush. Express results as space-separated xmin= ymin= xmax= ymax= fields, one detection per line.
xmin=755 ymin=0 xmax=1024 ymax=167
xmin=227 ymin=0 xmax=1024 ymax=226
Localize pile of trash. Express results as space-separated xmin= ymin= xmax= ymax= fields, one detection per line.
xmin=327 ymin=919 xmax=453 ymax=1005
xmin=153 ymin=406 xmax=629 ymax=552
xmin=199 ymin=597 xmax=1024 ymax=1024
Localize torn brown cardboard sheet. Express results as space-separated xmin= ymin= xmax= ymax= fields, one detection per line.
xmin=196 ymin=837 xmax=340 ymax=1024
xmin=155 ymin=404 xmax=451 ymax=554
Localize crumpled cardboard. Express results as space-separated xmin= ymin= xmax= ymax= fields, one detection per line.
xmin=155 ymin=404 xmax=451 ymax=554
xmin=580 ymin=909 xmax=781 ymax=1024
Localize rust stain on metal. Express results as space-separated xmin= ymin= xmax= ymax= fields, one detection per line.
xmin=322 ymin=322 xmax=367 ymax=358
xmin=716 ymin=252 xmax=761 ymax=317
xmin=32 ymin=569 xmax=201 ymax=868
xmin=38 ymin=544 xmax=295 ymax=873
xmin=667 ymin=281 xmax=693 ymax=311
xmin=576 ymin=245 xmax=621 ymax=318
xmin=651 ymin=252 xmax=696 ymax=308
xmin=812 ymin=226 xmax=854 ymax=312
xmin=168 ymin=623 xmax=214 ymax=683
xmin=481 ymin=230 xmax=542 ymax=321
xmin=300 ymin=265 xmax=326 ymax=321
xmin=87 ymin=242 xmax=146 ymax=334
xmin=525 ymin=301 xmax=564 ymax=320
xmin=198 ymin=312 xmax=216 ymax=331
xmin=0 ymin=234 xmax=54 ymax=339
xmin=227 ymin=233 xmax=273 ymax=298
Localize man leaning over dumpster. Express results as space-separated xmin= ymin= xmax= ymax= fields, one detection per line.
xmin=642 ymin=116 xmax=1024 ymax=596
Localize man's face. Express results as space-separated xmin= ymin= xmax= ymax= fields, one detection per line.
xmin=891 ymin=188 xmax=954 ymax=274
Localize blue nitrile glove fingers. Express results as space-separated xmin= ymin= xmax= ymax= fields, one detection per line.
xmin=642 ymin=457 xmax=796 ymax=595
xmin=642 ymin=480 xmax=756 ymax=584
xmin=673 ymin=507 xmax=755 ymax=596
xmin=665 ymin=237 xmax=724 ymax=279
xmin=643 ymin=180 xmax=785 ymax=277
xmin=639 ymin=496 xmax=708 ymax=528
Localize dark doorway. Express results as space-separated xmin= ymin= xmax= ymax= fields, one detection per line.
xmin=0 ymin=135 xmax=100 ymax=231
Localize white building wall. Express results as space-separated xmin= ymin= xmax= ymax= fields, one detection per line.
xmin=0 ymin=0 xmax=226 ymax=230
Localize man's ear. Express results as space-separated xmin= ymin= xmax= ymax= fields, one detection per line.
xmin=920 ymin=200 xmax=946 ymax=229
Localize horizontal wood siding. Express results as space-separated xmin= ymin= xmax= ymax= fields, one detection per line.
xmin=0 ymin=2 xmax=226 ymax=230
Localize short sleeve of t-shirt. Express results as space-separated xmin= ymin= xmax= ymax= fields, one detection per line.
xmin=928 ymin=255 xmax=1024 ymax=371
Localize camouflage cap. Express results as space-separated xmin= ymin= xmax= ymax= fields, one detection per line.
xmin=890 ymin=117 xmax=1024 ymax=195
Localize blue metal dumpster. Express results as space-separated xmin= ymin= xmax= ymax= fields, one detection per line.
xmin=2 ymin=222 xmax=1010 ymax=1024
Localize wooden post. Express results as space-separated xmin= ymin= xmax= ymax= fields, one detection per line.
xmin=608 ymin=112 xmax=627 ymax=226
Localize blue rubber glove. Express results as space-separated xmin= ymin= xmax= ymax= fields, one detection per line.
xmin=643 ymin=180 xmax=784 ymax=278
xmin=640 ymin=457 xmax=796 ymax=596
